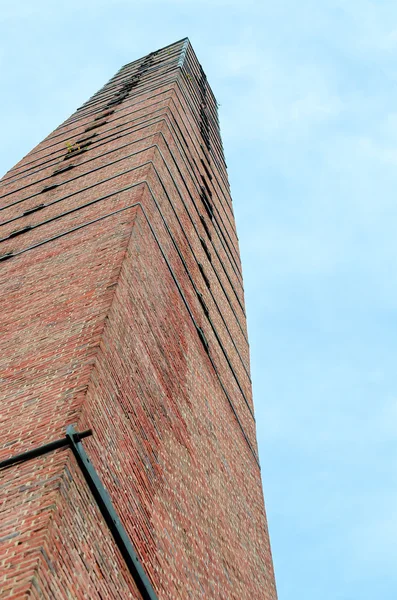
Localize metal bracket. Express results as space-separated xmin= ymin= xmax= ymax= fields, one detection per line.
xmin=65 ymin=426 xmax=158 ymax=600
xmin=0 ymin=428 xmax=92 ymax=470
xmin=0 ymin=426 xmax=158 ymax=600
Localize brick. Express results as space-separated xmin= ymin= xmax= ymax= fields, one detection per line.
xmin=0 ymin=39 xmax=277 ymax=600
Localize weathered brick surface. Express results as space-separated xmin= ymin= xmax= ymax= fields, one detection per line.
xmin=0 ymin=39 xmax=277 ymax=599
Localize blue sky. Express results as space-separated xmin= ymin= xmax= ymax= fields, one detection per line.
xmin=1 ymin=1 xmax=396 ymax=598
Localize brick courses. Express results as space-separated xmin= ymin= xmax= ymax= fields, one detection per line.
xmin=0 ymin=38 xmax=277 ymax=599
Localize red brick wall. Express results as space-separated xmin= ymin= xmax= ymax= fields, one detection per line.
xmin=0 ymin=39 xmax=277 ymax=599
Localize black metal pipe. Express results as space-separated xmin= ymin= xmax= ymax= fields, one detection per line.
xmin=65 ymin=426 xmax=158 ymax=600
xmin=0 ymin=429 xmax=92 ymax=470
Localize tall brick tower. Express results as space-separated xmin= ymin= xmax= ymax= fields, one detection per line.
xmin=0 ymin=39 xmax=277 ymax=599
